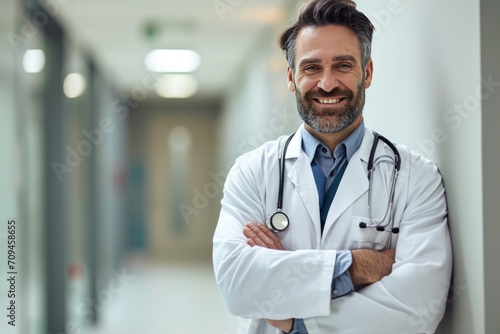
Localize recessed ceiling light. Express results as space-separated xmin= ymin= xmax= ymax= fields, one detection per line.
xmin=155 ymin=74 xmax=198 ymax=99
xmin=145 ymin=49 xmax=200 ymax=73
xmin=23 ymin=49 xmax=46 ymax=73
xmin=63 ymin=73 xmax=86 ymax=98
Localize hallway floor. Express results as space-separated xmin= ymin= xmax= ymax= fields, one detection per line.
xmin=85 ymin=257 xmax=244 ymax=334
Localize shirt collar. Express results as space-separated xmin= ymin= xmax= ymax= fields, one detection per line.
xmin=301 ymin=120 xmax=365 ymax=163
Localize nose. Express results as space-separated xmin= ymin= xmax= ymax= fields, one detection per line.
xmin=317 ymin=69 xmax=339 ymax=92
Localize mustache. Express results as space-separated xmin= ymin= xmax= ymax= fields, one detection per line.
xmin=306 ymin=87 xmax=354 ymax=99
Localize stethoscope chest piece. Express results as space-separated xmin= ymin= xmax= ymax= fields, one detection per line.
xmin=266 ymin=133 xmax=295 ymax=233
xmin=267 ymin=210 xmax=289 ymax=232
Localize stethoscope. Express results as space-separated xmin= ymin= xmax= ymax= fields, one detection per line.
xmin=266 ymin=133 xmax=295 ymax=232
xmin=358 ymin=131 xmax=401 ymax=236
xmin=266 ymin=131 xmax=402 ymax=236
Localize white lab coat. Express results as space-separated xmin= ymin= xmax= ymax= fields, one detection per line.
xmin=213 ymin=125 xmax=452 ymax=334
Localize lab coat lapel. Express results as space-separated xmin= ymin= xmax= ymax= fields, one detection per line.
xmin=322 ymin=129 xmax=374 ymax=236
xmin=285 ymin=128 xmax=322 ymax=240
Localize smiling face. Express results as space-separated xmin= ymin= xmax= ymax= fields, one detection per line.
xmin=287 ymin=25 xmax=373 ymax=136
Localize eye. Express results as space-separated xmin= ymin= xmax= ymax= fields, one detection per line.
xmin=302 ymin=65 xmax=321 ymax=74
xmin=337 ymin=63 xmax=353 ymax=70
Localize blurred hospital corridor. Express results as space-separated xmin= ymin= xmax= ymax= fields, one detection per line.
xmin=85 ymin=257 xmax=240 ymax=334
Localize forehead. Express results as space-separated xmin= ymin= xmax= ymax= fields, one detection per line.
xmin=295 ymin=25 xmax=361 ymax=62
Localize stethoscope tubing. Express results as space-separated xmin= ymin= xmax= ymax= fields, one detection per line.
xmin=364 ymin=132 xmax=401 ymax=233
xmin=277 ymin=133 xmax=295 ymax=211
xmin=269 ymin=131 xmax=402 ymax=236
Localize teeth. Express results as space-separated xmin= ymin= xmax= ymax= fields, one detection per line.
xmin=318 ymin=98 xmax=341 ymax=104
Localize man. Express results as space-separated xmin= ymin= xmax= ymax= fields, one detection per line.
xmin=213 ymin=0 xmax=452 ymax=333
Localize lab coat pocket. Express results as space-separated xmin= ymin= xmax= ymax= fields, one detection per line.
xmin=350 ymin=215 xmax=390 ymax=251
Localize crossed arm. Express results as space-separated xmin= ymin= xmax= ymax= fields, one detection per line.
xmin=243 ymin=222 xmax=395 ymax=333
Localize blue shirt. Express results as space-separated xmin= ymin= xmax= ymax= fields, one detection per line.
xmin=290 ymin=122 xmax=365 ymax=334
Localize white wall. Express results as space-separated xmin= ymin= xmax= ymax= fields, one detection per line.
xmin=360 ymin=0 xmax=483 ymax=333
xmin=216 ymin=25 xmax=300 ymax=171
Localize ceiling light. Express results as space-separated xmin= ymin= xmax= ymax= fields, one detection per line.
xmin=155 ymin=74 xmax=198 ymax=99
xmin=23 ymin=49 xmax=46 ymax=73
xmin=145 ymin=49 xmax=200 ymax=73
xmin=63 ymin=73 xmax=86 ymax=98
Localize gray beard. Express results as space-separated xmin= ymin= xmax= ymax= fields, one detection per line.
xmin=295 ymin=81 xmax=365 ymax=134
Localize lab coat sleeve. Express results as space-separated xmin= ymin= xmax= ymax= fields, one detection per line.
xmin=213 ymin=153 xmax=337 ymax=320
xmin=304 ymin=150 xmax=453 ymax=334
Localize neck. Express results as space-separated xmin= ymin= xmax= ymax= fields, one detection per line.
xmin=304 ymin=117 xmax=362 ymax=152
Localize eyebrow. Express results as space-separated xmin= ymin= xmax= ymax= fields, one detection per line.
xmin=298 ymin=55 xmax=358 ymax=68
xmin=334 ymin=55 xmax=357 ymax=63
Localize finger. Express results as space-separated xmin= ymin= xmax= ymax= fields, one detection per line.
xmin=250 ymin=224 xmax=282 ymax=250
xmin=266 ymin=319 xmax=293 ymax=332
xmin=247 ymin=238 xmax=257 ymax=247
xmin=243 ymin=223 xmax=284 ymax=250
xmin=243 ymin=226 xmax=268 ymax=247
xmin=248 ymin=224 xmax=275 ymax=246
xmin=242 ymin=226 xmax=253 ymax=238
xmin=266 ymin=319 xmax=281 ymax=327
xmin=255 ymin=224 xmax=284 ymax=250
xmin=244 ymin=223 xmax=268 ymax=244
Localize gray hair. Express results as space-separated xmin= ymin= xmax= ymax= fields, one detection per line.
xmin=278 ymin=0 xmax=375 ymax=71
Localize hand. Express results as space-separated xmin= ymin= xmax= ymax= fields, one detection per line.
xmin=349 ymin=249 xmax=395 ymax=289
xmin=267 ymin=319 xmax=293 ymax=333
xmin=243 ymin=223 xmax=285 ymax=250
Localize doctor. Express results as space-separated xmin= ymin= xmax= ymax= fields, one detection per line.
xmin=213 ymin=0 xmax=452 ymax=333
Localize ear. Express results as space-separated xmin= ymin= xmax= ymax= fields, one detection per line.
xmin=286 ymin=66 xmax=295 ymax=92
xmin=364 ymin=59 xmax=373 ymax=88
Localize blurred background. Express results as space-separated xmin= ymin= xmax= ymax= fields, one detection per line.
xmin=0 ymin=0 xmax=499 ymax=333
